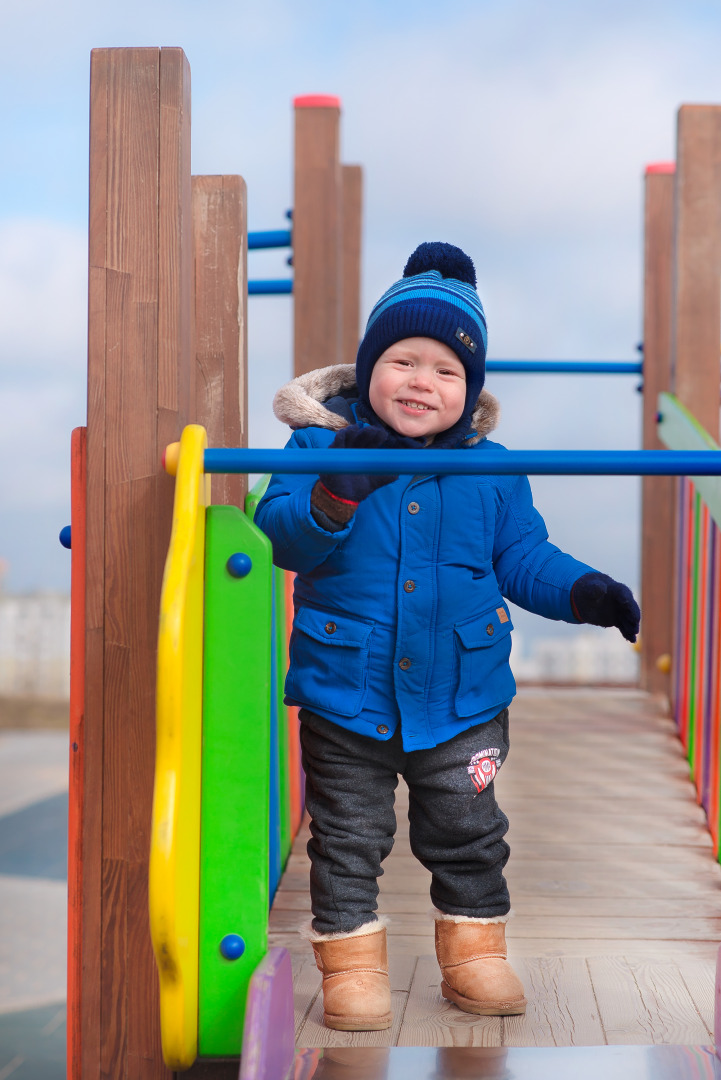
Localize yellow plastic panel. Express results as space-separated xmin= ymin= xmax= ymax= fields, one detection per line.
xmin=150 ymin=424 xmax=210 ymax=1070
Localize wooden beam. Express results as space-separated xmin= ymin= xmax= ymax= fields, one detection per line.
xmin=640 ymin=165 xmax=676 ymax=695
xmin=192 ymin=175 xmax=249 ymax=506
xmin=341 ymin=164 xmax=363 ymax=367
xmin=672 ymin=106 xmax=721 ymax=438
xmin=292 ymin=95 xmax=342 ymax=376
xmin=83 ymin=46 xmax=192 ymax=1080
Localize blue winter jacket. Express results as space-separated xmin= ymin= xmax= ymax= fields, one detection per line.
xmin=255 ymin=365 xmax=595 ymax=751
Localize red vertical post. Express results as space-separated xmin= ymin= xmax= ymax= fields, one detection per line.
xmin=67 ymin=426 xmax=86 ymax=1080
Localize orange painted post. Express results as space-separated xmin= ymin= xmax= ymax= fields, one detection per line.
xmin=640 ymin=163 xmax=675 ymax=695
xmin=293 ymin=94 xmax=342 ymax=376
xmin=67 ymin=426 xmax=86 ymax=1080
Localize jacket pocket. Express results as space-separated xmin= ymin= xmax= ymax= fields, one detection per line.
xmin=286 ymin=607 xmax=374 ymax=718
xmin=454 ymin=604 xmax=515 ymax=718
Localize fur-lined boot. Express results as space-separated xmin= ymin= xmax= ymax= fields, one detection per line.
xmin=309 ymin=921 xmax=392 ymax=1031
xmin=434 ymin=912 xmax=526 ymax=1016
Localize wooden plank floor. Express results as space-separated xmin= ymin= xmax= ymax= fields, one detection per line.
xmin=269 ymin=689 xmax=721 ymax=1047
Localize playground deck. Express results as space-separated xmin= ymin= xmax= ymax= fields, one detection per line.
xmin=269 ymin=688 xmax=721 ymax=1049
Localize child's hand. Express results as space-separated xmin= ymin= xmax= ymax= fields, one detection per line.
xmin=319 ymin=423 xmax=404 ymax=504
xmin=570 ymin=572 xmax=641 ymax=642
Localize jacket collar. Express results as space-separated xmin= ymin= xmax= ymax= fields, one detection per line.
xmin=272 ymin=364 xmax=501 ymax=447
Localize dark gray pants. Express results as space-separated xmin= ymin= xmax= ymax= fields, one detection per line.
xmin=300 ymin=708 xmax=511 ymax=935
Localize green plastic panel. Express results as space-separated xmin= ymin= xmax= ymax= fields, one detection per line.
xmin=198 ymin=505 xmax=273 ymax=1057
xmin=657 ymin=392 xmax=721 ymax=526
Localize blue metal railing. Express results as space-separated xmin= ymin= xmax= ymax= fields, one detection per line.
xmin=485 ymin=360 xmax=642 ymax=375
xmin=203 ymin=449 xmax=721 ymax=477
xmin=248 ymin=230 xmax=292 ymax=250
xmin=248 ymin=279 xmax=293 ymax=296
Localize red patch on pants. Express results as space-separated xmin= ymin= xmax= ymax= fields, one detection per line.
xmin=467 ymin=748 xmax=501 ymax=793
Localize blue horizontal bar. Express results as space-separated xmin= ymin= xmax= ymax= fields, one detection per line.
xmin=247 ymin=230 xmax=292 ymax=250
xmin=485 ymin=361 xmax=642 ymax=374
xmin=248 ymin=279 xmax=293 ymax=295
xmin=204 ymin=449 xmax=721 ymax=477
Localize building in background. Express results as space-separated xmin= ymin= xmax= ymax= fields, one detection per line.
xmin=511 ymin=629 xmax=639 ymax=684
xmin=0 ymin=593 xmax=70 ymax=699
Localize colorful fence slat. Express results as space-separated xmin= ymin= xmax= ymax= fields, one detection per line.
xmin=660 ymin=393 xmax=721 ymax=863
xmin=199 ymin=504 xmax=273 ymax=1056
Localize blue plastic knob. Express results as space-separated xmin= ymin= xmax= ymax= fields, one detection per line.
xmin=226 ymin=552 xmax=252 ymax=578
xmin=59 ymin=526 xmax=72 ymax=550
xmin=219 ymin=934 xmax=245 ymax=960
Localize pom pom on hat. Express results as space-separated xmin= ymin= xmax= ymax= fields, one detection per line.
xmin=355 ymin=241 xmax=487 ymax=448
xmin=403 ymin=242 xmax=477 ymax=287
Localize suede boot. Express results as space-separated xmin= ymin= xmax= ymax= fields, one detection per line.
xmin=434 ymin=916 xmax=526 ymax=1016
xmin=311 ymin=924 xmax=392 ymax=1031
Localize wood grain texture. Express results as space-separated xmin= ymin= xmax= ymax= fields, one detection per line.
xmin=504 ymin=958 xmax=605 ymax=1047
xmin=192 ymin=174 xmax=248 ymax=507
xmin=84 ymin=46 xmax=192 ymax=1080
xmin=673 ymin=105 xmax=721 ymax=438
xmin=641 ymin=168 xmax=675 ymax=693
xmin=588 ymin=956 xmax=712 ymax=1044
xmin=397 ymin=957 xmax=501 ymax=1047
xmin=341 ymin=165 xmax=363 ymax=367
xmin=293 ymin=103 xmax=342 ymax=375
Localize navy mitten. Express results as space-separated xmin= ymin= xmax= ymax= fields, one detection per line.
xmin=312 ymin=423 xmax=414 ymax=526
xmin=570 ymin=572 xmax=640 ymax=643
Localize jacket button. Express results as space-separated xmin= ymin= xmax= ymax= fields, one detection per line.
xmin=407 ymin=502 xmax=420 ymax=514
xmin=377 ymin=724 xmax=389 ymax=735
xmin=399 ymin=657 xmax=412 ymax=670
xmin=325 ymin=621 xmax=337 ymax=634
xmin=403 ymin=580 xmax=416 ymax=593
xmin=486 ymin=624 xmax=494 ymax=636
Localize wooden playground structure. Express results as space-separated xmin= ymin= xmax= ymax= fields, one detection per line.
xmin=67 ymin=47 xmax=721 ymax=1079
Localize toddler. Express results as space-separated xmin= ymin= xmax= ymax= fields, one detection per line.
xmin=255 ymin=242 xmax=640 ymax=1031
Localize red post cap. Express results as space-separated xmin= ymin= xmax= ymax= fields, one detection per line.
xmin=645 ymin=162 xmax=676 ymax=175
xmin=293 ymin=94 xmax=341 ymax=109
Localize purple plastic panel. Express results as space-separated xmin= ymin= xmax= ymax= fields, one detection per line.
xmin=239 ymin=947 xmax=294 ymax=1080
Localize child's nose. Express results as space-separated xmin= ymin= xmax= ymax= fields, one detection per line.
xmin=410 ymin=369 xmax=433 ymax=389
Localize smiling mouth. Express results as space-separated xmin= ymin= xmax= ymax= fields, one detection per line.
xmin=399 ymin=399 xmax=433 ymax=411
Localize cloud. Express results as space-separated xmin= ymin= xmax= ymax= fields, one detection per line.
xmin=0 ymin=220 xmax=86 ymax=376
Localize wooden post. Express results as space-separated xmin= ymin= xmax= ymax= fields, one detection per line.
xmin=292 ymin=95 xmax=342 ymax=376
xmin=640 ymin=164 xmax=676 ymax=695
xmin=192 ymin=175 xmax=249 ymax=507
xmin=80 ymin=47 xmax=192 ymax=1080
xmin=672 ymin=106 xmax=721 ymax=437
xmin=341 ymin=164 xmax=363 ymax=367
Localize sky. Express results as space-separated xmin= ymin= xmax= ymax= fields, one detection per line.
xmin=1 ymin=0 xmax=720 ymax=641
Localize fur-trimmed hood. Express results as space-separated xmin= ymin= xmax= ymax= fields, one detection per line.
xmin=272 ymin=364 xmax=500 ymax=447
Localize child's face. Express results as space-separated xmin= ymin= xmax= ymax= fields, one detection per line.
xmin=368 ymin=337 xmax=467 ymax=438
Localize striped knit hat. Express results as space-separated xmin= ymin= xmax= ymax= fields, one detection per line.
xmin=355 ymin=242 xmax=488 ymax=448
